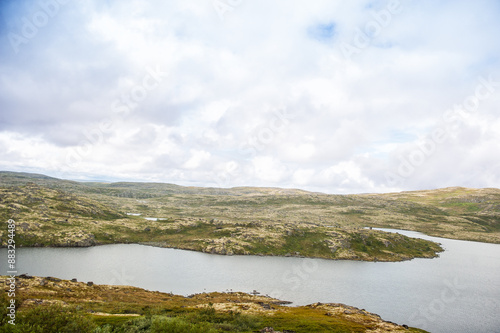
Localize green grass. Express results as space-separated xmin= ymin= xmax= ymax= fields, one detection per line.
xmin=0 ymin=286 xmax=430 ymax=333
xmin=441 ymin=201 xmax=481 ymax=212
xmin=259 ymin=308 xmax=366 ymax=333
xmin=281 ymin=230 xmax=332 ymax=257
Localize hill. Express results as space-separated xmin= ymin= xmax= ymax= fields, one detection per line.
xmin=1 ymin=171 xmax=499 ymax=260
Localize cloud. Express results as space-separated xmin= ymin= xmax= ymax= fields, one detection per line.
xmin=0 ymin=0 xmax=499 ymax=193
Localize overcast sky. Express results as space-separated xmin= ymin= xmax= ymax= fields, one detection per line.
xmin=0 ymin=0 xmax=499 ymax=194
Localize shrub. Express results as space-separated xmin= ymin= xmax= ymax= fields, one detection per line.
xmin=16 ymin=305 xmax=96 ymax=333
xmin=150 ymin=316 xmax=217 ymax=333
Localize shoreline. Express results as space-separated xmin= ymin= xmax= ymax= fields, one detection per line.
xmin=1 ymin=238 xmax=443 ymax=263
xmin=1 ymin=274 xmax=429 ymax=332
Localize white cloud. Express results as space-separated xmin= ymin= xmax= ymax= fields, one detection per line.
xmin=252 ymin=156 xmax=289 ymax=183
xmin=292 ymin=168 xmax=316 ymax=186
xmin=183 ymin=149 xmax=211 ymax=169
xmin=0 ymin=0 xmax=499 ymax=193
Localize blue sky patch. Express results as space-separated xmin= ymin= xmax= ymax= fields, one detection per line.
xmin=308 ymin=22 xmax=336 ymax=42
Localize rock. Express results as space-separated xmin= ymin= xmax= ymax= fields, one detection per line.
xmin=19 ymin=222 xmax=31 ymax=231
xmin=18 ymin=274 xmax=33 ymax=279
xmin=71 ymin=278 xmax=78 ymax=282
xmin=258 ymin=302 xmax=271 ymax=309
xmin=87 ymin=281 xmax=94 ymax=287
xmin=402 ymin=324 xmax=409 ymax=329
xmin=273 ymin=300 xmax=292 ymax=305
xmin=76 ymin=234 xmax=96 ymax=247
xmin=144 ymin=227 xmax=151 ymax=232
xmin=260 ymin=328 xmax=275 ymax=333
xmin=46 ymin=276 xmax=61 ymax=282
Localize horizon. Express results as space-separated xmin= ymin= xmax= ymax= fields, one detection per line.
xmin=1 ymin=169 xmax=498 ymax=196
xmin=1 ymin=0 xmax=499 ymax=194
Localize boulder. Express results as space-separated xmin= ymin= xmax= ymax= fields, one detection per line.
xmin=46 ymin=276 xmax=61 ymax=282
xmin=18 ymin=274 xmax=33 ymax=279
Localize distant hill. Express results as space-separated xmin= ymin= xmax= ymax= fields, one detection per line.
xmin=0 ymin=171 xmax=312 ymax=197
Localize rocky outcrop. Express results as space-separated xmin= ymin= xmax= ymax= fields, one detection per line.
xmin=2 ymin=275 xmax=423 ymax=332
xmin=61 ymin=233 xmax=96 ymax=247
xmin=308 ymin=302 xmax=410 ymax=332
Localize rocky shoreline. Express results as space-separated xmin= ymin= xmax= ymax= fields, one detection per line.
xmin=1 ymin=275 xmax=427 ymax=332
xmin=2 ymin=237 xmax=442 ymax=263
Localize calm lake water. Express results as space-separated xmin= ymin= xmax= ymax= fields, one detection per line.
xmin=2 ymin=229 xmax=500 ymax=333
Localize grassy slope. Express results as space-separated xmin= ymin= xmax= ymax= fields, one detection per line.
xmin=360 ymin=187 xmax=500 ymax=242
xmin=0 ymin=180 xmax=442 ymax=262
xmin=1 ymin=171 xmax=499 ymax=253
xmin=0 ymin=275 xmax=429 ymax=333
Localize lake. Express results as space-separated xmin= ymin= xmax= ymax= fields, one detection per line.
xmin=2 ymin=229 xmax=500 ymax=333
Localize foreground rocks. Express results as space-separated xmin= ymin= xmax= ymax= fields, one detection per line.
xmin=1 ymin=275 xmax=424 ymax=332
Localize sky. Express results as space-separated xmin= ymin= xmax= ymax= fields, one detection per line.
xmin=0 ymin=0 xmax=499 ymax=194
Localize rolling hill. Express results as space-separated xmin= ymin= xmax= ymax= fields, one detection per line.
xmin=1 ymin=171 xmax=499 ymax=261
